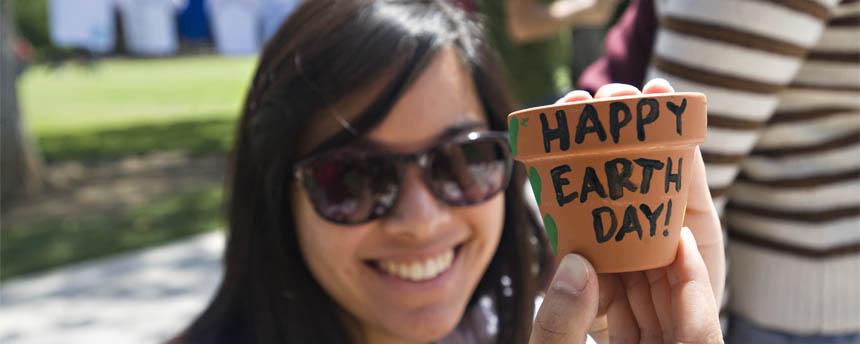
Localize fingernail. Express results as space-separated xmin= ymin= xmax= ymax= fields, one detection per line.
xmin=681 ymin=226 xmax=696 ymax=245
xmin=553 ymin=254 xmax=590 ymax=295
xmin=644 ymin=78 xmax=675 ymax=93
xmin=554 ymin=90 xmax=592 ymax=104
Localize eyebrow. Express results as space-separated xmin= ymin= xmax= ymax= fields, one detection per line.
xmin=352 ymin=120 xmax=486 ymax=151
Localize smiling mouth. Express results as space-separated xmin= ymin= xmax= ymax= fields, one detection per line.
xmin=368 ymin=245 xmax=461 ymax=282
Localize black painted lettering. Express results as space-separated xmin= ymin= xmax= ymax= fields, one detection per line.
xmin=636 ymin=98 xmax=659 ymax=141
xmin=667 ymin=98 xmax=686 ymax=136
xmin=593 ymin=207 xmax=617 ymax=244
xmin=665 ymin=157 xmax=682 ymax=193
xmin=615 ymin=205 xmax=643 ymax=241
xmin=605 ymin=158 xmax=637 ymax=200
xmin=639 ymin=203 xmax=665 ymax=237
xmin=580 ymin=167 xmax=607 ymax=203
xmin=634 ymin=158 xmax=665 ymax=194
xmin=609 ymin=102 xmax=632 ymax=143
xmin=665 ymin=199 xmax=673 ymax=226
xmin=540 ymin=111 xmax=570 ymax=153
xmin=550 ymin=165 xmax=578 ymax=207
xmin=575 ymin=104 xmax=607 ymax=144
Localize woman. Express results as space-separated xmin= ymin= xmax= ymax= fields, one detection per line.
xmin=177 ymin=0 xmax=725 ymax=343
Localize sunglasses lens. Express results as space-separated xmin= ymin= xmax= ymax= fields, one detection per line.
xmin=429 ymin=137 xmax=511 ymax=205
xmin=303 ymin=155 xmax=398 ymax=224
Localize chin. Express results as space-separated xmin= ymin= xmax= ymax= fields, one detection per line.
xmin=387 ymin=313 xmax=462 ymax=343
xmin=368 ymin=288 xmax=468 ymax=343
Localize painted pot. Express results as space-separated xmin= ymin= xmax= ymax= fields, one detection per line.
xmin=508 ymin=93 xmax=707 ymax=273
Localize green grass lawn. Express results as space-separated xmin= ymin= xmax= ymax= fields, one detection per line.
xmin=18 ymin=55 xmax=257 ymax=161
xmin=2 ymin=56 xmax=256 ymax=280
xmin=20 ymin=55 xmax=256 ymax=133
xmin=1 ymin=185 xmax=224 ymax=280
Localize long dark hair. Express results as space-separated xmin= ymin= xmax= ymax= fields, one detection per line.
xmin=179 ymin=1 xmax=551 ymax=342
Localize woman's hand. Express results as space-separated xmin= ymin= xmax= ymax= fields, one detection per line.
xmin=552 ymin=79 xmax=726 ymax=304
xmin=530 ymin=228 xmax=722 ymax=343
xmin=529 ymin=80 xmax=726 ymax=343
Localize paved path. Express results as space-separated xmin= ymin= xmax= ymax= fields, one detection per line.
xmin=0 ymin=231 xmax=224 ymax=344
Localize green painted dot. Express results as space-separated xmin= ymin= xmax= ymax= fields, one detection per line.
xmin=543 ymin=213 xmax=558 ymax=256
xmin=528 ymin=166 xmax=541 ymax=206
xmin=508 ymin=117 xmax=519 ymax=157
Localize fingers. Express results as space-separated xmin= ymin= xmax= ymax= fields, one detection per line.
xmin=586 ymin=274 xmax=620 ymax=344
xmin=644 ymin=267 xmax=675 ymax=341
xmin=555 ymin=90 xmax=593 ymax=104
xmin=593 ymin=228 xmax=720 ymax=344
xmin=667 ymin=227 xmax=723 ymax=343
xmin=555 ymin=79 xmax=676 ymax=104
xmin=602 ymin=274 xmax=640 ymax=343
xmin=594 ymin=83 xmax=641 ymax=99
xmin=588 ymin=315 xmax=609 ymax=344
xmin=592 ymin=273 xmax=664 ymax=344
xmin=642 ymin=78 xmax=675 ymax=94
xmin=530 ymin=254 xmax=599 ymax=344
xmin=683 ymin=146 xmax=726 ymax=304
xmin=619 ymin=272 xmax=663 ymax=343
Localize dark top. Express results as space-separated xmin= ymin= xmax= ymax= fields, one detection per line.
xmin=481 ymin=0 xmax=573 ymax=107
xmin=576 ymin=0 xmax=656 ymax=94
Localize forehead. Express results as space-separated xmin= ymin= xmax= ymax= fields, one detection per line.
xmin=299 ymin=47 xmax=487 ymax=155
xmin=365 ymin=48 xmax=487 ymax=151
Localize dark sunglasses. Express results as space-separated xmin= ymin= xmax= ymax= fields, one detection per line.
xmin=293 ymin=131 xmax=514 ymax=225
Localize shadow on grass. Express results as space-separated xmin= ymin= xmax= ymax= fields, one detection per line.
xmin=37 ymin=117 xmax=237 ymax=162
xmin=1 ymin=185 xmax=223 ymax=280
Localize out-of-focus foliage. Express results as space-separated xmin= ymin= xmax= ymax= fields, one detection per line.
xmin=12 ymin=0 xmax=54 ymax=57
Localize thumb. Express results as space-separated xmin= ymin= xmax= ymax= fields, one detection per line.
xmin=530 ymin=254 xmax=599 ymax=344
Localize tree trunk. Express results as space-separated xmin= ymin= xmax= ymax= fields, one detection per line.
xmin=1 ymin=0 xmax=44 ymax=204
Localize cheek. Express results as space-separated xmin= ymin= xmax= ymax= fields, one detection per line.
xmin=460 ymin=193 xmax=505 ymax=253
xmin=292 ymin=187 xmax=367 ymax=286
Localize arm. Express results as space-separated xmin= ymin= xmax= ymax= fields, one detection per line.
xmin=646 ymin=0 xmax=837 ymax=201
xmin=645 ymin=0 xmax=840 ymax=308
xmin=506 ymin=0 xmax=619 ymax=43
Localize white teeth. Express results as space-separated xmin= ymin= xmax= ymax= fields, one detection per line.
xmin=425 ymin=259 xmax=437 ymax=278
xmin=410 ymin=262 xmax=423 ymax=280
xmin=378 ymin=248 xmax=456 ymax=282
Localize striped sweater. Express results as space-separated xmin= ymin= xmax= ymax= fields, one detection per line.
xmin=646 ymin=0 xmax=859 ymax=335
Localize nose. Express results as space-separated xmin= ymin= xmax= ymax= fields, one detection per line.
xmin=381 ymin=166 xmax=450 ymax=241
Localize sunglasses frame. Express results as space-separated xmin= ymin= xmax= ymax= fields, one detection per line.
xmin=293 ymin=131 xmax=515 ymax=225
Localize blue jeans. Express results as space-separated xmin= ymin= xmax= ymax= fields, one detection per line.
xmin=727 ymin=316 xmax=860 ymax=344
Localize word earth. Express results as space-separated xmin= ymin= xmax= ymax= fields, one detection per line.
xmin=550 ymin=156 xmax=682 ymax=207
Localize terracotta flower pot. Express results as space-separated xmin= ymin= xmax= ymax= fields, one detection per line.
xmin=508 ymin=93 xmax=707 ymax=273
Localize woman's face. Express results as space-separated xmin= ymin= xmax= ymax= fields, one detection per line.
xmin=292 ymin=48 xmax=505 ymax=343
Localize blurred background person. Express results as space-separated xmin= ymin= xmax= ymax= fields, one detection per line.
xmin=480 ymin=0 xmax=620 ymax=107
xmin=2 ymin=0 xmax=46 ymax=205
xmin=576 ymin=0 xmax=655 ymax=94
xmin=580 ymin=0 xmax=860 ymax=342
